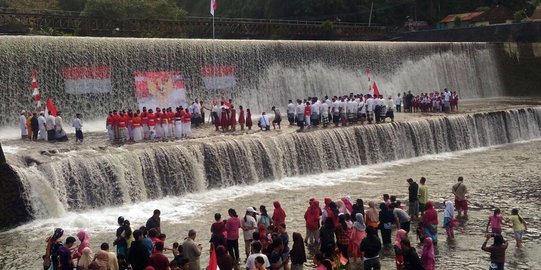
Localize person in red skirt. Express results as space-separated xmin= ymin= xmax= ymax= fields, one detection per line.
xmin=230 ymin=105 xmax=237 ymax=131
xmin=246 ymin=109 xmax=253 ymax=130
xmin=238 ymin=106 xmax=245 ymax=131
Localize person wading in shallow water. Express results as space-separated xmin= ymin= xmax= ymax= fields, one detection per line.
xmin=482 ymin=233 xmax=508 ymax=270
xmin=452 ymin=176 xmax=468 ymax=217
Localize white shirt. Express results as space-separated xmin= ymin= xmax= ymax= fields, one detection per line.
xmin=444 ymin=91 xmax=451 ymax=101
xmin=321 ymin=102 xmax=329 ymax=116
xmin=338 ymin=101 xmax=347 ymax=113
xmin=193 ymin=103 xmax=201 ymax=113
xmin=366 ymin=98 xmax=374 ymax=112
xmin=347 ymin=100 xmax=357 ymax=113
xmin=19 ymin=115 xmax=26 ymax=129
xmin=395 ymin=96 xmax=402 ymax=105
xmin=287 ymin=103 xmax=296 ymax=114
xmin=242 ymin=216 xmax=257 ymax=240
xmin=331 ymin=101 xmax=339 ymax=113
xmin=38 ymin=115 xmax=46 ymax=129
xmin=359 ymin=101 xmax=366 ymax=114
xmin=295 ymin=103 xmax=305 ymax=114
xmin=325 ymin=99 xmax=332 ymax=107
xmin=259 ymin=115 xmax=269 ymax=127
xmin=377 ymin=98 xmax=385 ymax=106
xmin=387 ymin=99 xmax=395 ymax=111
xmin=72 ymin=118 xmax=82 ymax=130
xmin=246 ymin=253 xmax=270 ymax=270
xmin=311 ymin=102 xmax=320 ymax=114
xmin=46 ymin=115 xmax=55 ymax=131
xmin=55 ymin=116 xmax=63 ymax=132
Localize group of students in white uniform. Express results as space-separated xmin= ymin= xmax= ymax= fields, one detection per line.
xmin=19 ymin=110 xmax=78 ymax=142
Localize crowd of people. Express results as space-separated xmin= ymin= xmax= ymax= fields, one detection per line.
xmin=42 ymin=175 xmax=528 ymax=270
xmin=18 ymin=89 xmax=459 ymax=144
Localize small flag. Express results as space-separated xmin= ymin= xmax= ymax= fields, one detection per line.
xmin=32 ymin=69 xmax=41 ymax=108
xmin=372 ymin=81 xmax=380 ymax=97
xmin=46 ymin=97 xmax=57 ymax=117
xmin=208 ymin=244 xmax=220 ymax=270
xmin=210 ymin=0 xmax=216 ymax=16
xmin=339 ymin=252 xmax=349 ymax=265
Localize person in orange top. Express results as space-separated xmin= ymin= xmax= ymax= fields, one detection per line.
xmin=238 ymin=106 xmax=245 ymax=131
xmin=147 ymin=109 xmax=156 ymax=140
xmin=132 ymin=112 xmax=143 ymax=142
xmin=166 ymin=108 xmax=174 ymax=139
xmin=106 ymin=111 xmax=114 ymax=141
xmin=229 ymin=105 xmax=237 ymax=131
xmin=26 ymin=112 xmax=33 ymax=139
xmin=154 ymin=107 xmax=163 ymax=139
xmin=174 ymin=107 xmax=183 ymax=139
xmin=118 ymin=111 xmax=128 ymax=142
xmin=181 ymin=108 xmax=192 ymax=138
xmin=112 ymin=110 xmax=121 ymax=142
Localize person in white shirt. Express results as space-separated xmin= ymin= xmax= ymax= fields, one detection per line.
xmin=310 ymin=99 xmax=320 ymax=127
xmin=443 ymin=88 xmax=452 ymax=113
xmin=339 ymin=97 xmax=348 ymax=126
xmin=46 ymin=113 xmax=56 ymax=142
xmin=359 ymin=97 xmax=367 ymax=124
xmin=259 ymin=112 xmax=270 ymax=131
xmin=386 ymin=96 xmax=395 ymax=122
xmin=295 ymin=100 xmax=305 ymax=130
xmin=55 ymin=111 xmax=68 ymax=141
xmin=366 ymin=95 xmax=375 ymax=124
xmin=378 ymin=95 xmax=387 ymax=123
xmin=245 ymin=241 xmax=271 ymax=270
xmin=331 ymin=98 xmax=340 ymax=127
xmin=37 ymin=111 xmax=47 ymax=140
xmin=347 ymin=98 xmax=357 ymax=124
xmin=19 ymin=110 xmax=27 ymax=139
xmin=395 ymin=93 xmax=402 ymax=112
xmin=320 ymin=101 xmax=329 ymax=127
xmin=287 ymin=100 xmax=296 ymax=125
xmin=242 ymin=207 xmax=258 ymax=259
xmin=73 ymin=113 xmax=83 ymax=143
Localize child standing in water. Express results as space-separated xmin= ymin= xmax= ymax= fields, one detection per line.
xmin=508 ymin=208 xmax=527 ymax=248
xmin=486 ymin=208 xmax=504 ymax=235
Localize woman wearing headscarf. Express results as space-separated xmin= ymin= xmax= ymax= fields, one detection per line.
xmin=379 ymin=203 xmax=395 ymax=247
xmin=336 ymin=200 xmax=349 ymax=215
xmin=319 ymin=217 xmax=336 ymax=260
xmin=421 ymin=237 xmax=435 ymax=270
xmin=289 ymin=232 xmax=306 ymax=270
xmin=76 ymin=247 xmax=94 ymax=270
xmin=393 ymin=229 xmax=408 ymax=270
xmin=350 ymin=213 xmax=367 ymax=263
xmin=422 ymin=201 xmax=438 ymax=245
xmin=74 ymin=231 xmax=90 ymax=259
xmin=272 ymin=201 xmax=287 ymax=226
xmin=216 ymin=245 xmax=234 ymax=270
xmin=303 ymin=199 xmax=321 ymax=245
xmin=365 ymin=201 xmax=379 ymax=229
xmin=258 ymin=205 xmax=272 ymax=229
xmin=335 ymin=214 xmax=351 ymax=259
xmin=443 ymin=200 xmax=455 ymax=238
xmin=351 ymin=199 xmax=365 ymax=219
xmin=342 ymin=196 xmax=353 ymax=213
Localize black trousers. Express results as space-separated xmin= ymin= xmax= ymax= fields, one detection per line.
xmin=47 ymin=130 xmax=55 ymax=142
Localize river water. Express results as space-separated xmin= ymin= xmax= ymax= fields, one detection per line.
xmin=1 ymin=138 xmax=540 ymax=269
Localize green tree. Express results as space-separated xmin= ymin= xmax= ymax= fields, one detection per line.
xmin=82 ymin=0 xmax=186 ymax=20
xmin=58 ymin=0 xmax=87 ymax=12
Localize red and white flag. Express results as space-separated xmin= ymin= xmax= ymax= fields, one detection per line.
xmin=63 ymin=66 xmax=112 ymax=95
xmin=210 ymin=0 xmax=216 ymax=16
xmin=32 ymin=69 xmax=41 ymax=108
xmin=201 ymin=65 xmax=236 ymax=90
xmin=372 ymin=81 xmax=380 ymax=97
xmin=208 ymin=244 xmax=220 ymax=270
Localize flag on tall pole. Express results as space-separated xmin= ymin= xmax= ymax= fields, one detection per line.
xmin=32 ymin=69 xmax=41 ymax=108
xmin=46 ymin=97 xmax=57 ymax=117
xmin=208 ymin=244 xmax=220 ymax=270
xmin=210 ymin=0 xmax=216 ymax=16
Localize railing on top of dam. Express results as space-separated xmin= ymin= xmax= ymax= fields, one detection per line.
xmin=0 ymin=8 xmax=390 ymax=40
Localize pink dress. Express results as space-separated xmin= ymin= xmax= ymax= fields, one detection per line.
xmin=349 ymin=227 xmax=366 ymax=258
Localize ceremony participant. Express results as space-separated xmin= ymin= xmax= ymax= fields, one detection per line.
xmin=181 ymin=108 xmax=192 ymax=137
xmin=296 ymin=100 xmax=305 ymax=130
xmin=395 ymin=93 xmax=402 ymax=112
xmin=46 ymin=111 xmax=56 ymax=142
xmin=246 ymin=109 xmax=253 ymax=130
xmin=386 ymin=96 xmax=395 ymax=122
xmin=30 ymin=112 xmax=39 ymax=141
xmin=55 ymin=111 xmax=68 ymax=142
xmin=287 ymin=100 xmax=296 ymax=125
xmin=147 ymin=109 xmax=156 ymax=140
xmin=141 ymin=107 xmax=149 ymax=139
xmin=452 ymin=176 xmax=468 ymax=217
xmin=230 ymin=105 xmax=237 ymax=131
xmin=106 ymin=111 xmax=114 ymax=141
xmin=239 ymin=105 xmax=246 ymax=131
xmin=132 ymin=112 xmax=143 ymax=142
xmin=272 ymin=106 xmax=282 ymax=130
xmin=73 ymin=113 xmax=83 ymax=143
xmin=19 ymin=110 xmax=27 ymax=139
xmin=38 ymin=111 xmax=47 ymax=140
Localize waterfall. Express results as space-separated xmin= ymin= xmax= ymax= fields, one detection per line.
xmin=13 ymin=107 xmax=541 ymax=220
xmin=0 ymin=37 xmax=506 ymax=128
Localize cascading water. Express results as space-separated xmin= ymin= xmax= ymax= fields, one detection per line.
xmin=12 ymin=107 xmax=541 ymax=220
xmin=0 ymin=37 xmax=505 ymax=129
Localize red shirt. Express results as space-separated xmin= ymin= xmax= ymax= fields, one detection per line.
xmin=149 ymin=253 xmax=169 ymax=270
xmin=141 ymin=112 xmax=148 ymax=125
xmin=106 ymin=115 xmax=114 ymax=126
xmin=161 ymin=112 xmax=169 ymax=124
xmin=211 ymin=221 xmax=226 ymax=237
xmin=181 ymin=112 xmax=192 ymax=123
xmin=132 ymin=116 xmax=142 ymax=127
xmin=118 ymin=115 xmax=127 ymax=128
xmin=127 ymin=116 xmax=133 ymax=127
xmin=155 ymin=112 xmax=162 ymax=124
xmin=112 ymin=114 xmax=120 ymax=127
xmin=148 ymin=113 xmax=156 ymax=126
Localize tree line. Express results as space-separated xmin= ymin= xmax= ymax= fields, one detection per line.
xmin=0 ymin=0 xmax=539 ymax=26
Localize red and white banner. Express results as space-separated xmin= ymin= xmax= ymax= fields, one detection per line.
xmin=63 ymin=66 xmax=112 ymax=95
xmin=31 ymin=69 xmax=41 ymax=107
xmin=210 ymin=0 xmax=216 ymax=16
xmin=201 ymin=65 xmax=236 ymax=90
xmin=134 ymin=71 xmax=187 ymax=109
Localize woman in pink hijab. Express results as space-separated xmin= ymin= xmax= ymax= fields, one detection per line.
xmin=272 ymin=201 xmax=286 ymax=226
xmin=421 ymin=237 xmax=435 ymax=270
xmin=74 ymin=230 xmax=90 ymax=259
xmin=393 ymin=229 xmax=408 ymax=270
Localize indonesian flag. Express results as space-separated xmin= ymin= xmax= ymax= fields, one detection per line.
xmin=63 ymin=66 xmax=112 ymax=95
xmin=201 ymin=66 xmax=236 ymax=90
xmin=210 ymin=0 xmax=216 ymax=16
xmin=32 ymin=69 xmax=41 ymax=107
xmin=46 ymin=97 xmax=57 ymax=117
xmin=372 ymin=81 xmax=380 ymax=97
xmin=208 ymin=244 xmax=220 ymax=270
xmin=365 ymin=68 xmax=372 ymax=94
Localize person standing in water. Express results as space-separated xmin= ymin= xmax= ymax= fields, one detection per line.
xmin=482 ymin=234 xmax=508 ymax=270
xmin=73 ymin=113 xmax=83 ymax=143
xmin=508 ymin=208 xmax=527 ymax=248
xmin=272 ymin=106 xmax=282 ymax=130
xmin=418 ymin=177 xmax=428 ymax=215
xmin=452 ymin=176 xmax=468 ymax=217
